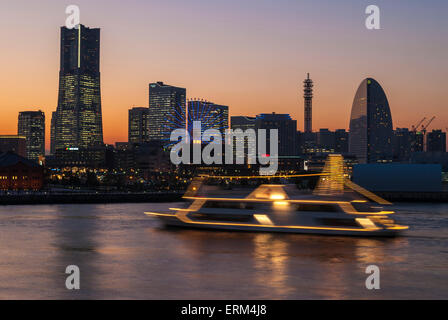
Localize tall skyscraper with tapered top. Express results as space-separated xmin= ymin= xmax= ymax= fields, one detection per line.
xmin=303 ymin=73 xmax=313 ymax=133
xmin=349 ymin=78 xmax=393 ymax=163
xmin=53 ymin=24 xmax=103 ymax=151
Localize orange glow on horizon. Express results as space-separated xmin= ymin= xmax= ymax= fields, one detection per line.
xmin=0 ymin=1 xmax=446 ymax=152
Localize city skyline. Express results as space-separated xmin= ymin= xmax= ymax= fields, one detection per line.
xmin=1 ymin=0 xmax=447 ymax=152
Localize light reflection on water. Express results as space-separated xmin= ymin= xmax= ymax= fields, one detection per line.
xmin=0 ymin=202 xmax=446 ymax=299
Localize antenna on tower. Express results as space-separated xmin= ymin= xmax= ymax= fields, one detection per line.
xmin=303 ymin=73 xmax=314 ymax=133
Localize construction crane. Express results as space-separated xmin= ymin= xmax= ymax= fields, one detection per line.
xmin=421 ymin=116 xmax=435 ymax=151
xmin=411 ymin=117 xmax=426 ymax=132
xmin=421 ymin=116 xmax=435 ymax=135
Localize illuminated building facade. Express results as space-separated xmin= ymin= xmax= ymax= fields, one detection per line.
xmin=18 ymin=111 xmax=45 ymax=162
xmin=53 ymin=25 xmax=103 ymax=152
xmin=187 ymin=100 xmax=229 ymax=142
xmin=129 ymin=107 xmax=149 ymax=144
xmin=349 ymin=78 xmax=393 ymax=163
xmin=0 ymin=152 xmax=44 ymax=190
xmin=148 ymin=82 xmax=186 ymax=144
xmin=50 ymin=111 xmax=56 ymax=155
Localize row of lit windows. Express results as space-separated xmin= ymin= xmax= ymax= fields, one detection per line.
xmin=0 ymin=176 xmax=40 ymax=180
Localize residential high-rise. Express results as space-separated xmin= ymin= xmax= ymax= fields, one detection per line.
xmin=148 ymin=82 xmax=186 ymax=144
xmin=128 ymin=107 xmax=149 ymax=144
xmin=349 ymin=78 xmax=393 ymax=163
xmin=54 ymin=24 xmax=103 ymax=151
xmin=18 ymin=111 xmax=45 ymax=162
xmin=50 ymin=111 xmax=56 ymax=155
xmin=303 ymin=73 xmax=313 ymax=133
xmin=426 ymin=130 xmax=446 ymax=152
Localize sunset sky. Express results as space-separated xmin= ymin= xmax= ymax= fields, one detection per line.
xmin=1 ymin=0 xmax=447 ymax=151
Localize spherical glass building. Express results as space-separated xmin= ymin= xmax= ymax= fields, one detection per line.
xmin=349 ymin=78 xmax=393 ymax=163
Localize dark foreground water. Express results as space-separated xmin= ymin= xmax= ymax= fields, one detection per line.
xmin=0 ymin=202 xmax=446 ymax=299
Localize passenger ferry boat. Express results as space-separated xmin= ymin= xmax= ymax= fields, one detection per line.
xmin=145 ymin=155 xmax=408 ymax=237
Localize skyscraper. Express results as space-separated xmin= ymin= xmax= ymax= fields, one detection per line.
xmin=50 ymin=111 xmax=56 ymax=155
xmin=148 ymin=82 xmax=186 ymax=144
xmin=303 ymin=73 xmax=313 ymax=133
xmin=349 ymin=78 xmax=393 ymax=163
xmin=18 ymin=111 xmax=45 ymax=162
xmin=231 ymin=116 xmax=256 ymax=160
xmin=53 ymin=24 xmax=103 ymax=151
xmin=255 ymin=113 xmax=298 ymax=157
xmin=128 ymin=107 xmax=149 ymax=144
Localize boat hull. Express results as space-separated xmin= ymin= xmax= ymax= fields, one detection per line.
xmin=150 ymin=214 xmax=404 ymax=237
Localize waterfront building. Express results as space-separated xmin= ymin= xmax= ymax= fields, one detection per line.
xmin=148 ymin=82 xmax=186 ymax=145
xmin=411 ymin=151 xmax=448 ymax=171
xmin=53 ymin=24 xmax=103 ymax=151
xmin=0 ymin=152 xmax=44 ymax=190
xmin=48 ymin=146 xmax=113 ymax=169
xmin=129 ymin=107 xmax=149 ymax=144
xmin=0 ymin=136 xmax=27 ymax=157
xmin=426 ymin=130 xmax=446 ymax=152
xmin=18 ymin=111 xmax=45 ymax=162
xmin=349 ymin=78 xmax=393 ymax=163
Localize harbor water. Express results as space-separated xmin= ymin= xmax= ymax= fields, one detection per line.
xmin=0 ymin=202 xmax=446 ymax=299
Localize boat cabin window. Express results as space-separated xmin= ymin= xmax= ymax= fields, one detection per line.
xmin=351 ymin=202 xmax=380 ymax=213
xmin=203 ymin=201 xmax=255 ymax=210
xmin=295 ymin=204 xmax=340 ymax=212
xmin=316 ymin=218 xmax=359 ymax=227
xmin=190 ymin=213 xmax=253 ymax=222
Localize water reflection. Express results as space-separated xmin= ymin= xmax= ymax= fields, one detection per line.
xmin=0 ymin=203 xmax=445 ymax=299
xmin=51 ymin=204 xmax=102 ymax=299
xmin=252 ymin=233 xmax=292 ymax=297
